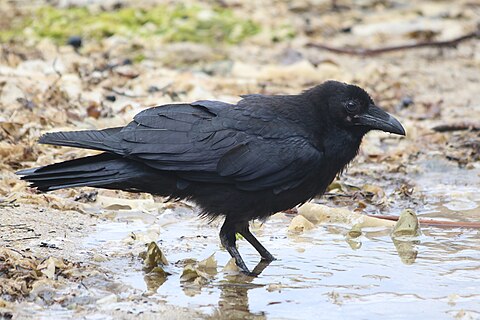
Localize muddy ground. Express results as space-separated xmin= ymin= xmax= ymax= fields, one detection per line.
xmin=1 ymin=0 xmax=479 ymax=319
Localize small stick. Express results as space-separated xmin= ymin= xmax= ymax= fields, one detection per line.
xmin=3 ymin=235 xmax=41 ymax=242
xmin=432 ymin=122 xmax=480 ymax=132
xmin=284 ymin=208 xmax=298 ymax=215
xmin=306 ymin=28 xmax=480 ymax=56
xmin=0 ymin=223 xmax=27 ymax=228
xmin=103 ymin=86 xmax=147 ymax=98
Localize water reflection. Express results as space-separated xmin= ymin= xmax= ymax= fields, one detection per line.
xmin=345 ymin=237 xmax=362 ymax=250
xmin=391 ymin=238 xmax=419 ymax=265
xmin=106 ymin=211 xmax=479 ymax=320
xmin=209 ymin=261 xmax=271 ymax=319
xmin=347 ymin=229 xmax=420 ymax=265
xmin=144 ymin=271 xmax=168 ymax=292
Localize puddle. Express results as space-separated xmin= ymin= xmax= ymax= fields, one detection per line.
xmin=83 ymin=215 xmax=480 ymax=319
xmin=74 ymin=157 xmax=480 ymax=319
xmin=415 ymin=157 xmax=480 ymax=222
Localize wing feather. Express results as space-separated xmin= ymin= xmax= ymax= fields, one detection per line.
xmin=217 ymin=138 xmax=322 ymax=193
xmin=103 ymin=100 xmax=323 ymax=193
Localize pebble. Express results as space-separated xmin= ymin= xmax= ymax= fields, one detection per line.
xmin=67 ymin=36 xmax=83 ymax=49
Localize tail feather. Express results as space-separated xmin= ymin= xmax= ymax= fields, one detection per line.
xmin=17 ymin=153 xmax=141 ymax=192
xmin=28 ymin=177 xmax=133 ymax=191
xmin=38 ymin=127 xmax=122 ymax=152
xmin=17 ymin=155 xmax=108 ymax=176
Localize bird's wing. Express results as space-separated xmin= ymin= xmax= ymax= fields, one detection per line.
xmin=216 ymin=137 xmax=322 ymax=194
xmin=103 ymin=101 xmax=246 ymax=172
xmin=104 ymin=100 xmax=323 ymax=193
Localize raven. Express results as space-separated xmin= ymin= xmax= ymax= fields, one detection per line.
xmin=18 ymin=81 xmax=405 ymax=274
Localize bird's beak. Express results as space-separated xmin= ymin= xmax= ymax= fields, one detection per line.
xmin=356 ymin=105 xmax=405 ymax=136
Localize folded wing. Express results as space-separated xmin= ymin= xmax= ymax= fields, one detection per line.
xmin=39 ymin=100 xmax=323 ymax=193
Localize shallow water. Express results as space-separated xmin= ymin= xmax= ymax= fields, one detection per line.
xmin=82 ymin=158 xmax=480 ymax=319
xmin=102 ymin=218 xmax=480 ymax=319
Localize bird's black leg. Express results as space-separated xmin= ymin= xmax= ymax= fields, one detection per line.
xmin=220 ymin=219 xmax=250 ymax=274
xmin=250 ymin=259 xmax=273 ymax=276
xmin=238 ymin=222 xmax=276 ymax=262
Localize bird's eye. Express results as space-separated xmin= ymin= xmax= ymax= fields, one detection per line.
xmin=345 ymin=101 xmax=359 ymax=113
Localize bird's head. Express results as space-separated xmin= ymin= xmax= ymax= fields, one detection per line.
xmin=315 ymin=81 xmax=405 ymax=136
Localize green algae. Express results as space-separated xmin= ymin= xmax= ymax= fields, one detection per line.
xmin=0 ymin=4 xmax=259 ymax=45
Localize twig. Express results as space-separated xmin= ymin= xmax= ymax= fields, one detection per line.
xmin=42 ymin=57 xmax=63 ymax=98
xmin=323 ymin=192 xmax=351 ymax=197
xmin=0 ymin=203 xmax=19 ymax=208
xmin=367 ymin=215 xmax=480 ymax=228
xmin=103 ymin=86 xmax=147 ymax=98
xmin=52 ymin=57 xmax=62 ymax=78
xmin=5 ymin=247 xmax=27 ymax=257
xmin=80 ymin=280 xmax=89 ymax=290
xmin=284 ymin=208 xmax=298 ymax=215
xmin=432 ymin=122 xmax=480 ymax=132
xmin=306 ymin=28 xmax=480 ymax=56
xmin=0 ymin=223 xmax=27 ymax=228
xmin=3 ymin=235 xmax=41 ymax=242
xmin=49 ymin=57 xmax=63 ymax=88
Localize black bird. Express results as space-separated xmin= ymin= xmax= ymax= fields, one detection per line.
xmin=17 ymin=81 xmax=405 ymax=274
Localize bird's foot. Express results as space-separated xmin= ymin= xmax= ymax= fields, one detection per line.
xmin=237 ymin=259 xmax=275 ymax=277
xmin=240 ymin=270 xmax=258 ymax=277
xmin=234 ymin=257 xmax=251 ymax=275
xmin=260 ymin=252 xmax=276 ymax=262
